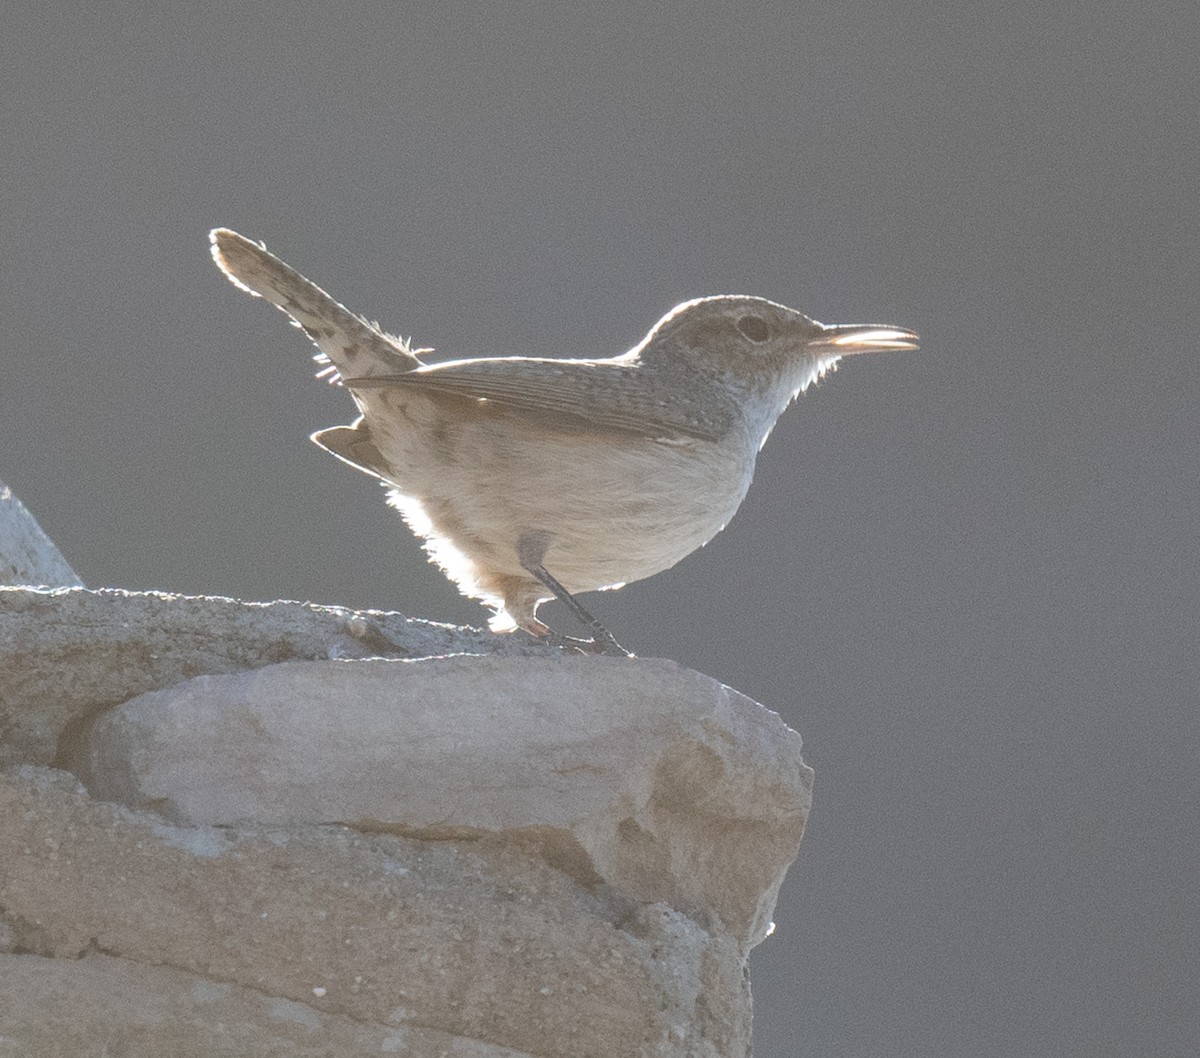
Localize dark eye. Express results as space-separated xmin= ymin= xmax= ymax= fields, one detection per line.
xmin=736 ymin=315 xmax=770 ymax=343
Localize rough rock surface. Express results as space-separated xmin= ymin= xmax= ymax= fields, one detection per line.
xmin=2 ymin=766 xmax=762 ymax=1058
xmin=0 ymin=953 xmax=535 ymax=1058
xmin=0 ymin=479 xmax=82 ymax=588
xmin=0 ymin=585 xmax=555 ymax=767
xmin=73 ymin=656 xmax=808 ymax=947
xmin=0 ymin=485 xmax=812 ymax=1057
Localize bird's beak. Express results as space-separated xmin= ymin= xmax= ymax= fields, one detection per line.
xmin=810 ymin=323 xmax=920 ymax=354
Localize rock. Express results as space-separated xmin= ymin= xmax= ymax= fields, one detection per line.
xmin=0 ymin=585 xmax=555 ymax=767
xmin=0 ymin=953 xmax=533 ymax=1057
xmin=73 ymin=656 xmax=810 ymax=946
xmin=0 ymin=764 xmax=755 ymax=1057
xmin=0 ymin=479 xmax=82 ymax=588
xmin=0 ymin=500 xmax=812 ymax=1055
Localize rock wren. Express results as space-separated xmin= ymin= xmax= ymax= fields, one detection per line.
xmin=210 ymin=228 xmax=918 ymax=653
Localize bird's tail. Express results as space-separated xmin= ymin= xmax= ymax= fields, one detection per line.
xmin=209 ymin=228 xmax=422 ymax=381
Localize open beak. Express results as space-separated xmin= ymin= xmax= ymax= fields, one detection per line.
xmin=810 ymin=323 xmax=921 ymax=354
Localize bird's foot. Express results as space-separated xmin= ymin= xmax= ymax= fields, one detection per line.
xmin=539 ymin=627 xmax=634 ymax=658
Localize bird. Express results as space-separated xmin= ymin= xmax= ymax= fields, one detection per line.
xmin=210 ymin=228 xmax=918 ymax=654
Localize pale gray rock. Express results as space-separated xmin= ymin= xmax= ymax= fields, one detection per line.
xmin=0 ymin=507 xmax=809 ymax=1055
xmin=0 ymin=953 xmax=536 ymax=1058
xmin=0 ymin=479 xmax=82 ymax=588
xmin=0 ymin=765 xmax=753 ymax=1057
xmin=74 ymin=656 xmax=810 ymax=946
xmin=0 ymin=585 xmax=554 ymax=767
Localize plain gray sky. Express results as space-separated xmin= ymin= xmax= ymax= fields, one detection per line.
xmin=3 ymin=2 xmax=1197 ymax=1055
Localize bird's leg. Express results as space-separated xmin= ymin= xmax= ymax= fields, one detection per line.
xmin=528 ymin=563 xmax=630 ymax=657
xmin=518 ymin=533 xmax=630 ymax=657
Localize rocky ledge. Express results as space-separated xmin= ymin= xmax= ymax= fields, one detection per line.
xmin=0 ymin=480 xmax=811 ymax=1057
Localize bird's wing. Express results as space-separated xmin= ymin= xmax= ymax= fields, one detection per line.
xmin=344 ymin=357 xmax=736 ymax=442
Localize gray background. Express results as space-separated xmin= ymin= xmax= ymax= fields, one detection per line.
xmin=3 ymin=1 xmax=1196 ymax=1055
